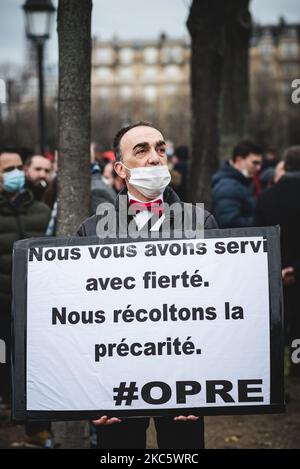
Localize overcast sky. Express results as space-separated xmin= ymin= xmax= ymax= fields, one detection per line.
xmin=0 ymin=0 xmax=299 ymax=70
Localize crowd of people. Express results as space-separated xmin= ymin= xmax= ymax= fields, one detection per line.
xmin=211 ymin=141 xmax=300 ymax=373
xmin=0 ymin=125 xmax=299 ymax=448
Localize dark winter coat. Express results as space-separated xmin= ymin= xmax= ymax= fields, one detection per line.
xmin=0 ymin=190 xmax=51 ymax=314
xmin=212 ymin=161 xmax=256 ymax=228
xmin=256 ymin=174 xmax=300 ymax=273
xmin=256 ymin=174 xmax=300 ymax=345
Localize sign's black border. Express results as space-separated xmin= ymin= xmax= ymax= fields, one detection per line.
xmin=11 ymin=226 xmax=285 ymax=422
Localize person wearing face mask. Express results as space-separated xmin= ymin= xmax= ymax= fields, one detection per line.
xmin=77 ymin=122 xmax=217 ymax=449
xmin=0 ymin=150 xmax=50 ymax=425
xmin=212 ymin=141 xmax=262 ymax=228
xmin=78 ymin=122 xmax=217 ymax=238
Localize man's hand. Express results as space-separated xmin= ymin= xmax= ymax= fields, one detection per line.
xmin=92 ymin=415 xmax=200 ymax=424
xmin=173 ymin=415 xmax=200 ymax=422
xmin=92 ymin=416 xmax=122 ymax=425
xmin=282 ymin=266 xmax=295 ymax=286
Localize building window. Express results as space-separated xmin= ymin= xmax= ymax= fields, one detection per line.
xmin=96 ymin=48 xmax=113 ymax=64
xmin=118 ymin=67 xmax=134 ymax=81
xmin=143 ymin=66 xmax=157 ymax=81
xmin=260 ymin=62 xmax=271 ymax=74
xmin=281 ymin=82 xmax=291 ymax=95
xmin=280 ymin=42 xmax=298 ymax=57
xmin=161 ymin=46 xmax=183 ymax=63
xmin=96 ymin=87 xmax=111 ymax=98
xmin=143 ymin=86 xmax=157 ymax=101
xmin=144 ymin=47 xmax=158 ymax=64
xmin=285 ymin=28 xmax=297 ymax=38
xmin=164 ymin=65 xmax=180 ymax=79
xmin=119 ymin=86 xmax=133 ymax=99
xmin=259 ymin=43 xmax=273 ymax=58
xmin=95 ymin=67 xmax=113 ymax=81
xmin=282 ymin=63 xmax=297 ymax=76
xmin=164 ymin=84 xmax=177 ymax=96
xmin=119 ymin=48 xmax=134 ymax=64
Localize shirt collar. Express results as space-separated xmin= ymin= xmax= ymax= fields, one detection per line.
xmin=127 ymin=191 xmax=164 ymax=204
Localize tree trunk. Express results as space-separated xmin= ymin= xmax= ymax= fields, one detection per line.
xmin=56 ymin=0 xmax=92 ymax=237
xmin=187 ymin=0 xmax=226 ymax=208
xmin=54 ymin=0 xmax=92 ymax=449
xmin=220 ymin=0 xmax=252 ymax=159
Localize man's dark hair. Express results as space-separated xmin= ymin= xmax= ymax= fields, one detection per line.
xmin=0 ymin=147 xmax=21 ymax=156
xmin=232 ymin=140 xmax=263 ymax=162
xmin=25 ymin=155 xmax=34 ymax=167
xmin=0 ymin=148 xmax=22 ymax=167
xmin=113 ymin=121 xmax=154 ymax=161
xmin=284 ymin=146 xmax=300 ymax=172
xmin=174 ymin=145 xmax=189 ymax=162
xmin=0 ymin=147 xmax=33 ymax=164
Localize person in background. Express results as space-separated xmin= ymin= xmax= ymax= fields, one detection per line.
xmin=273 ymin=160 xmax=285 ymax=184
xmin=90 ymin=149 xmax=116 ymax=215
xmin=103 ymin=162 xmax=114 ymax=186
xmin=24 ymin=155 xmax=52 ymax=201
xmin=259 ymin=159 xmax=286 ymax=191
xmin=173 ymin=145 xmax=189 ymax=202
xmin=261 ymin=147 xmax=279 ymax=171
xmin=111 ymin=165 xmax=126 ymax=195
xmin=256 ymin=146 xmax=300 ymax=377
xmin=93 ymin=144 xmax=116 ymax=172
xmin=165 ymin=140 xmax=182 ymax=197
xmin=0 ymin=150 xmax=51 ymax=447
xmin=212 ymin=141 xmax=262 ymax=228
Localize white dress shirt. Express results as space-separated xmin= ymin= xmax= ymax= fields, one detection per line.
xmin=127 ymin=192 xmax=165 ymax=232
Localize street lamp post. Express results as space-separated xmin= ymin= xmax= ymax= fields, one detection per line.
xmin=23 ymin=0 xmax=55 ymax=155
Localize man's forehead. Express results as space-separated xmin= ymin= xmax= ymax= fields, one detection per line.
xmin=0 ymin=153 xmax=22 ymax=167
xmin=121 ymin=126 xmax=164 ymax=150
xmin=247 ymin=153 xmax=262 ymax=159
xmin=31 ymin=155 xmax=51 ymax=167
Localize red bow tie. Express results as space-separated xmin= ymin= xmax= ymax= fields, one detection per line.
xmin=129 ymin=198 xmax=164 ymax=216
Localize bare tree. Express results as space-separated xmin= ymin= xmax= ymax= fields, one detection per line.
xmin=187 ymin=0 xmax=226 ymax=207
xmin=220 ymin=0 xmax=252 ymax=159
xmin=56 ymin=0 xmax=92 ymax=237
xmin=53 ymin=0 xmax=92 ymax=449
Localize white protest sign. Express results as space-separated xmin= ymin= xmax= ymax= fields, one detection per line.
xmin=26 ymin=237 xmax=270 ymax=412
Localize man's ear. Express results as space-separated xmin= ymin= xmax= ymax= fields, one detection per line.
xmin=114 ymin=161 xmax=127 ymax=180
xmin=234 ymin=156 xmax=243 ymax=166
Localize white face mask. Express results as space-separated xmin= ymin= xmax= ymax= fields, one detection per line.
xmin=122 ymin=164 xmax=171 ymax=199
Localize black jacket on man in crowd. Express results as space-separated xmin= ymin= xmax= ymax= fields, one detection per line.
xmin=212 ymin=161 xmax=255 ymax=228
xmin=256 ymin=174 xmax=300 ymax=357
xmin=0 ymin=189 xmax=50 ymax=403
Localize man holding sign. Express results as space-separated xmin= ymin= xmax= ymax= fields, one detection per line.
xmin=12 ymin=135 xmax=283 ymax=449
xmin=77 ymin=122 xmax=218 ymax=449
